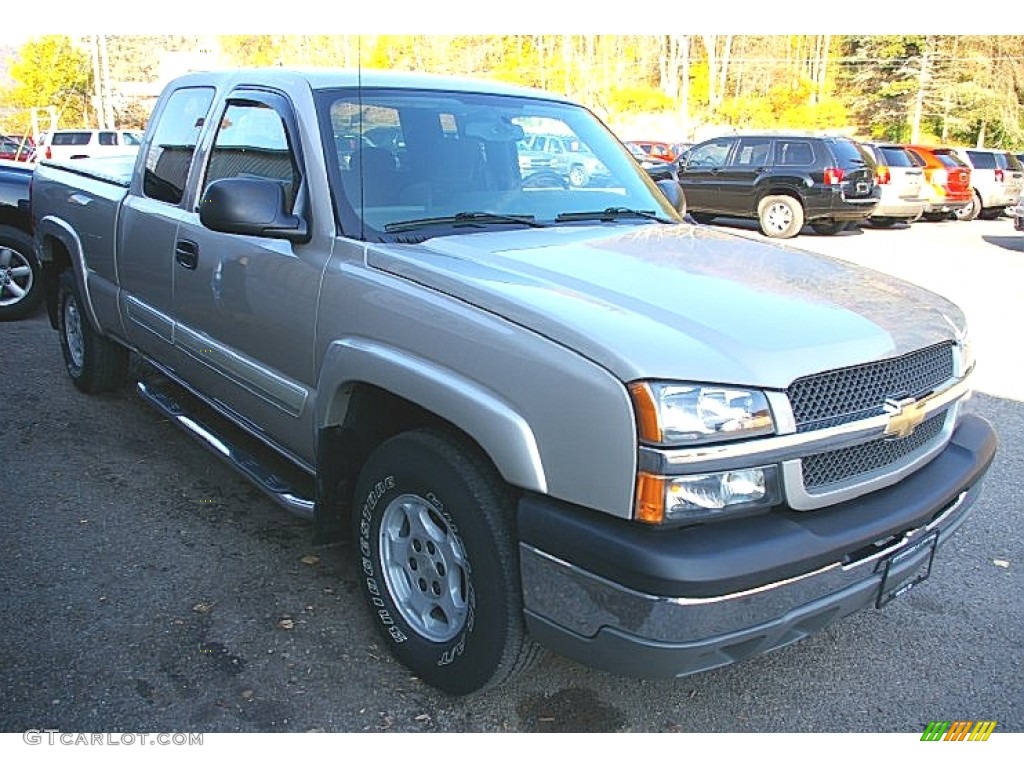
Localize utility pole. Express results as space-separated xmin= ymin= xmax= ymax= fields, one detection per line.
xmin=91 ymin=35 xmax=105 ymax=129
xmin=99 ymin=34 xmax=116 ymax=129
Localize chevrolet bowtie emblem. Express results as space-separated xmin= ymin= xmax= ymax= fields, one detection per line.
xmin=884 ymin=397 xmax=927 ymax=439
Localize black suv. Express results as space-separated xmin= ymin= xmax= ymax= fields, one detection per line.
xmin=678 ymin=133 xmax=880 ymax=238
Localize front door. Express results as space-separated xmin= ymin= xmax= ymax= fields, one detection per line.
xmin=170 ymin=90 xmax=327 ymax=462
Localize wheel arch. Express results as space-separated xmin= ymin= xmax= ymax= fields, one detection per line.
xmin=36 ymin=216 xmax=99 ymax=332
xmin=312 ymin=337 xmax=547 ymax=543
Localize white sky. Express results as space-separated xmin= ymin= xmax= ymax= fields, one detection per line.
xmin=0 ymin=2 xmax=1009 ymax=44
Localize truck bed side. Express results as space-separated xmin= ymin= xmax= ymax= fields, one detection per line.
xmin=33 ymin=158 xmax=133 ymax=336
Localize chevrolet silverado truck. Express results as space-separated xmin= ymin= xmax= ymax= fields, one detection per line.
xmin=31 ymin=68 xmax=997 ymax=695
xmin=1 ymin=159 xmax=42 ymax=320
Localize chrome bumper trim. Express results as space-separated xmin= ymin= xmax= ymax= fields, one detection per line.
xmin=520 ymin=484 xmax=976 ymax=645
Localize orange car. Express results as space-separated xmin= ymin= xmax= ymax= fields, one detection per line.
xmin=626 ymin=140 xmax=676 ymax=163
xmin=903 ymin=144 xmax=972 ymax=221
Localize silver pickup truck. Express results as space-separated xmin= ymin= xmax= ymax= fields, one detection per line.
xmin=31 ymin=68 xmax=997 ymax=695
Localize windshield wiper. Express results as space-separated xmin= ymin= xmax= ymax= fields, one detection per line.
xmin=384 ymin=211 xmax=545 ymax=233
xmin=555 ymin=207 xmax=677 ymax=224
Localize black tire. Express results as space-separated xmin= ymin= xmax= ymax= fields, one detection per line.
xmin=690 ymin=211 xmax=716 ymax=225
xmin=810 ymin=218 xmax=846 ymax=235
xmin=352 ymin=428 xmax=540 ymax=695
xmin=0 ymin=225 xmax=44 ymax=322
xmin=57 ymin=271 xmax=128 ymax=393
xmin=922 ymin=211 xmax=949 ymax=222
xmin=978 ymin=206 xmax=1002 ymax=220
xmin=869 ymin=217 xmax=896 ymax=228
xmin=954 ymin=190 xmax=981 ymax=221
xmin=757 ymin=195 xmax=804 ymax=238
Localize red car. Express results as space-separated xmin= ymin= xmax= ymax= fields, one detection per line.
xmin=0 ymin=135 xmax=34 ymax=163
xmin=903 ymin=144 xmax=972 ymax=221
xmin=626 ymin=140 xmax=676 ymax=163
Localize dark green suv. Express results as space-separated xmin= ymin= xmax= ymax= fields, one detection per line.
xmin=678 ymin=133 xmax=881 ymax=238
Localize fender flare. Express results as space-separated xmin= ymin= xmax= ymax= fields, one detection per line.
xmin=35 ymin=215 xmax=104 ymax=334
xmin=317 ymin=336 xmax=548 ymax=494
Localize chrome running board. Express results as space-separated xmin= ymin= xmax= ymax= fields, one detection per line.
xmin=137 ymin=380 xmax=315 ymax=520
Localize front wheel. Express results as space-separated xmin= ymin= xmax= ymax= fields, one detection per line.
xmin=352 ymin=429 xmax=540 ymax=694
xmin=757 ymin=195 xmax=804 ymax=238
xmin=0 ymin=225 xmax=43 ymax=321
xmin=57 ymin=271 xmax=128 ymax=393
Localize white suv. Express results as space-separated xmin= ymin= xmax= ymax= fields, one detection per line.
xmin=38 ymin=129 xmax=143 ymax=162
xmin=951 ymin=147 xmax=1024 ymax=220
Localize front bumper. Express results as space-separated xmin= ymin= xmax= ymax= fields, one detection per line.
xmin=518 ymin=414 xmax=996 ymax=679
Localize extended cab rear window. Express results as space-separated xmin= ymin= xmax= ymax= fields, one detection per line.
xmin=143 ymin=86 xmax=216 ymax=205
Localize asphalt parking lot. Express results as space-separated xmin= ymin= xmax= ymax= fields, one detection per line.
xmin=1 ymin=215 xmax=1021 ymax=736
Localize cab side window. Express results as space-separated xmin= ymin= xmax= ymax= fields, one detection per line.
xmin=204 ymin=101 xmax=301 ymax=212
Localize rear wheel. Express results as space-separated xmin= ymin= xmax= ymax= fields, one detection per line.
xmin=954 ymin=190 xmax=981 ymax=221
xmin=0 ymin=225 xmax=43 ymax=322
xmin=57 ymin=271 xmax=128 ymax=393
xmin=810 ymin=219 xmax=846 ymax=235
xmin=869 ymin=217 xmax=896 ymax=228
xmin=978 ymin=206 xmax=1003 ymax=220
xmin=757 ymin=195 xmax=804 ymax=238
xmin=352 ymin=428 xmax=540 ymax=694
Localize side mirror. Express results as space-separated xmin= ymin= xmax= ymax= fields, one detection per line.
xmin=657 ymin=179 xmax=687 ymax=216
xmin=199 ymin=177 xmax=309 ymax=244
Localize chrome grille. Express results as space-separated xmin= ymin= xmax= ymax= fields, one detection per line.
xmin=801 ymin=412 xmax=946 ymax=491
xmin=787 ymin=342 xmax=954 ymax=432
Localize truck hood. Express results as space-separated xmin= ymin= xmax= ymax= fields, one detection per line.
xmin=366 ymin=223 xmax=966 ymax=388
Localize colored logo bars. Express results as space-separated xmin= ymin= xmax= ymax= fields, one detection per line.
xmin=921 ymin=721 xmax=997 ymax=741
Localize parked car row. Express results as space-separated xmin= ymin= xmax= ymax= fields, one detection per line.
xmin=671 ymin=131 xmax=1023 ymax=238
xmin=0 ymin=129 xmax=144 ymax=164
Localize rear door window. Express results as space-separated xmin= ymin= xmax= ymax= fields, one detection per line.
xmin=731 ymin=138 xmax=772 ymax=166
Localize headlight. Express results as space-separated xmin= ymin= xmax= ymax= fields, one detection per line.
xmin=635 ymin=466 xmax=781 ymax=524
xmin=629 ymin=381 xmax=775 ymax=446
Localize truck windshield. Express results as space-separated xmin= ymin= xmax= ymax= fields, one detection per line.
xmin=315 ymin=87 xmax=679 ymax=241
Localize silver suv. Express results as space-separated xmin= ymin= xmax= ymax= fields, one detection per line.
xmin=951 ymin=147 xmax=1024 ymax=220
xmin=860 ymin=142 xmax=926 ymax=227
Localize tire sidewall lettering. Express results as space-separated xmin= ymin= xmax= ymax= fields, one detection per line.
xmin=357 ymin=473 xmax=476 ymax=660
